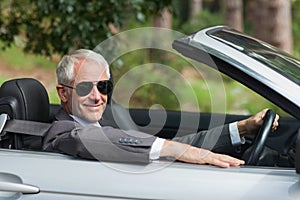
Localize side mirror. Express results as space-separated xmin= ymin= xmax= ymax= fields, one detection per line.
xmin=296 ymin=129 xmax=300 ymax=174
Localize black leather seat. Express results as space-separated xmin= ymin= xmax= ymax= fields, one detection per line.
xmin=0 ymin=78 xmax=50 ymax=122
xmin=0 ymin=78 xmax=50 ymax=149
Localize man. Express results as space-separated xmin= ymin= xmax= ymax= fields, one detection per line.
xmin=43 ymin=49 xmax=279 ymax=168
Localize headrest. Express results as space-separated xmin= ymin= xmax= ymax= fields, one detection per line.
xmin=0 ymin=78 xmax=50 ymax=122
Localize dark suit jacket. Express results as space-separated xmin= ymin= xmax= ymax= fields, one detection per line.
xmin=43 ymin=108 xmax=237 ymax=163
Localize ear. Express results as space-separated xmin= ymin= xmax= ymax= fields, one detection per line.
xmin=57 ymin=85 xmax=69 ymax=103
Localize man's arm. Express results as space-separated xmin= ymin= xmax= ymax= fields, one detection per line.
xmin=43 ymin=120 xmax=244 ymax=167
xmin=160 ymin=140 xmax=245 ymax=168
xmin=172 ymin=124 xmax=236 ymax=155
xmin=173 ymin=109 xmax=279 ymax=151
xmin=43 ymin=120 xmax=156 ymax=163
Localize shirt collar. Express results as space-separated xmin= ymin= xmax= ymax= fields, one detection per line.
xmin=70 ymin=115 xmax=101 ymax=127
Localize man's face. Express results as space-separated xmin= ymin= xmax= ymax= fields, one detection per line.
xmin=64 ymin=59 xmax=109 ymax=123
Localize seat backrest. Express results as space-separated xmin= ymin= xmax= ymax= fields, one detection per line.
xmin=0 ymin=78 xmax=50 ymax=150
xmin=0 ymin=78 xmax=50 ymax=122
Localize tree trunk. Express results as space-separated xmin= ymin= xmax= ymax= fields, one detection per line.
xmin=268 ymin=0 xmax=292 ymax=53
xmin=153 ymin=8 xmax=172 ymax=29
xmin=151 ymin=8 xmax=172 ymax=60
xmin=224 ymin=0 xmax=243 ymax=31
xmin=250 ymin=0 xmax=269 ymax=41
xmin=249 ymin=0 xmax=292 ymax=53
xmin=189 ymin=0 xmax=202 ymax=19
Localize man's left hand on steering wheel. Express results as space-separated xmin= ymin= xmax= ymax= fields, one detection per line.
xmin=237 ymin=109 xmax=279 ymax=165
xmin=237 ymin=109 xmax=279 ymax=135
xmin=242 ymin=110 xmax=277 ymax=165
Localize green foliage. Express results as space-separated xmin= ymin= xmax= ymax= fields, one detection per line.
xmin=292 ymin=0 xmax=300 ymax=57
xmin=180 ymin=9 xmax=224 ymax=34
xmin=130 ymin=84 xmax=180 ymax=110
xmin=0 ymin=76 xmax=8 ymax=86
xmin=0 ymin=41 xmax=56 ymax=70
xmin=48 ymin=89 xmax=60 ymax=104
xmin=139 ymin=0 xmax=173 ymax=16
xmin=110 ymin=48 xmax=194 ymax=110
xmin=0 ymin=0 xmax=295 ymax=116
xmin=0 ymin=0 xmax=172 ymax=56
xmin=224 ymin=79 xmax=289 ymax=116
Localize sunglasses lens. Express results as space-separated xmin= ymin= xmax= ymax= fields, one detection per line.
xmin=74 ymin=81 xmax=113 ymax=96
xmin=97 ymin=81 xmax=113 ymax=94
xmin=75 ymin=82 xmax=93 ymax=96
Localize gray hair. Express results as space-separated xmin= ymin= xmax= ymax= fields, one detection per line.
xmin=56 ymin=49 xmax=110 ymax=84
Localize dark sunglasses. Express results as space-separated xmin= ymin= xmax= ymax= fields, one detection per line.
xmin=61 ymin=80 xmax=113 ymax=97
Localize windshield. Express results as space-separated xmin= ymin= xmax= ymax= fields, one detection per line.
xmin=208 ymin=28 xmax=300 ymax=85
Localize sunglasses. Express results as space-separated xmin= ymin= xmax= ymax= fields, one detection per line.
xmin=61 ymin=80 xmax=113 ymax=97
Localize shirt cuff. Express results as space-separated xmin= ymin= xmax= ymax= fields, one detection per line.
xmin=149 ymin=138 xmax=165 ymax=160
xmin=229 ymin=122 xmax=245 ymax=146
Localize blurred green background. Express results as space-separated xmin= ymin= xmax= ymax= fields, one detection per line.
xmin=0 ymin=0 xmax=298 ymax=116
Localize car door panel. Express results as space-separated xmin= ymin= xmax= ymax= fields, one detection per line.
xmin=0 ymin=149 xmax=299 ymax=200
xmin=0 ymin=150 xmax=153 ymax=200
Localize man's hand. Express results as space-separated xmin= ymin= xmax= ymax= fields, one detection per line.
xmin=160 ymin=140 xmax=245 ymax=168
xmin=237 ymin=108 xmax=279 ymax=136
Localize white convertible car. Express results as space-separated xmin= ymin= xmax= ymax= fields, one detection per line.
xmin=0 ymin=26 xmax=299 ymax=199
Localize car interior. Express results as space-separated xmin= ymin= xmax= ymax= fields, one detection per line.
xmin=0 ymin=77 xmax=299 ymax=168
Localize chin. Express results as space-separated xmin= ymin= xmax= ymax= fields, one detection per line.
xmin=87 ymin=114 xmax=102 ymax=122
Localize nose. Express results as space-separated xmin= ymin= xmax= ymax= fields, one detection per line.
xmin=89 ymin=85 xmax=105 ymax=102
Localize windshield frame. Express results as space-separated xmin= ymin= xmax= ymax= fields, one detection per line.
xmin=172 ymin=26 xmax=300 ymax=119
xmin=208 ymin=28 xmax=300 ymax=86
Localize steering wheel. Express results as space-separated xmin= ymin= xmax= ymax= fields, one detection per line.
xmin=242 ymin=109 xmax=276 ymax=165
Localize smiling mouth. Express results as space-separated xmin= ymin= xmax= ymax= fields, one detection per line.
xmin=84 ymin=102 xmax=105 ymax=108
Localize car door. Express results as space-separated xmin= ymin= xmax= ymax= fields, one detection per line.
xmin=0 ymin=148 xmax=300 ymax=200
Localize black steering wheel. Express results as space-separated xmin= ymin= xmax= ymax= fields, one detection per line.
xmin=242 ymin=109 xmax=276 ymax=165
